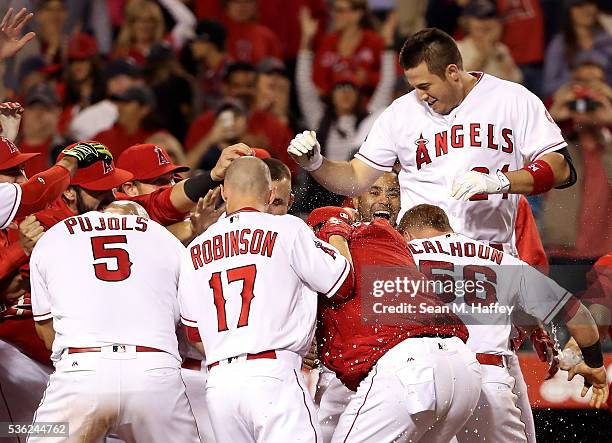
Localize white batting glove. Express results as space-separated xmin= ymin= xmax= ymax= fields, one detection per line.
xmin=451 ymin=170 xmax=511 ymax=201
xmin=287 ymin=130 xmax=323 ymax=172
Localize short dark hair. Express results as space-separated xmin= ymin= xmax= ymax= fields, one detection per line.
xmin=398 ymin=204 xmax=453 ymax=234
xmin=223 ymin=62 xmax=257 ymax=82
xmin=263 ymin=158 xmax=291 ymax=182
xmin=399 ymin=28 xmax=463 ymax=78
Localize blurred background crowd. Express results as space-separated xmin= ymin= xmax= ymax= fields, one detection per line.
xmin=0 ymin=0 xmax=610 ymax=266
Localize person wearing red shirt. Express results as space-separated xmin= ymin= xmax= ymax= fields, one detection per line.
xmin=307 ymin=204 xmax=480 ymax=442
xmin=221 ymin=0 xmax=282 ymax=64
xmin=185 ymin=63 xmax=294 ymax=176
xmin=313 ymin=0 xmax=385 ymax=97
xmin=93 ymin=85 xmax=162 ymax=157
xmin=17 ymin=83 xmax=65 ymax=177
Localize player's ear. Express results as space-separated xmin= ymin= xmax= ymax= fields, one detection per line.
xmin=288 ymin=193 xmax=295 ymax=211
xmin=62 ymin=186 xmax=76 ymax=203
xmin=266 ymin=188 xmax=274 ymax=205
xmin=220 ymin=184 xmax=227 ymax=202
xmin=446 ymin=64 xmax=460 ymax=82
xmin=120 ymin=181 xmax=139 ymax=197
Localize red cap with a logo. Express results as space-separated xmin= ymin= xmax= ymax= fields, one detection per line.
xmin=117 ymin=144 xmax=189 ymax=181
xmin=0 ymin=137 xmax=39 ymax=170
xmin=58 ymin=141 xmax=133 ymax=191
xmin=67 ymin=33 xmax=98 ymax=60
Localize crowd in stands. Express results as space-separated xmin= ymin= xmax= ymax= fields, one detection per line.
xmin=0 ymin=0 xmax=610 ymax=264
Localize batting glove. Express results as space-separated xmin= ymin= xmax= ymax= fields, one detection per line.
xmin=0 ymin=295 xmax=33 ymax=320
xmin=306 ymin=206 xmax=355 ymax=243
xmin=62 ymin=141 xmax=113 ymax=168
xmin=287 ymin=130 xmax=323 ymax=172
xmin=451 ymin=170 xmax=511 ymax=201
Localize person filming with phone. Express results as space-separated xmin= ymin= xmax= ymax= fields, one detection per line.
xmin=542 ymin=54 xmax=612 ymax=262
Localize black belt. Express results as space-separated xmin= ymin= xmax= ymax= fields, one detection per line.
xmin=413 ymin=333 xmax=455 ymax=339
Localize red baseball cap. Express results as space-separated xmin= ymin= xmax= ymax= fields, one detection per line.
xmin=251 ymin=148 xmax=271 ymax=159
xmin=332 ymin=71 xmax=361 ymax=89
xmin=0 ymin=137 xmax=39 ymax=171
xmin=67 ymin=33 xmax=98 ymax=60
xmin=117 ymin=144 xmax=189 ymax=181
xmin=58 ymin=141 xmax=133 ymax=191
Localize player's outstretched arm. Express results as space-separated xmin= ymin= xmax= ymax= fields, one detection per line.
xmin=557 ymin=303 xmax=608 ymax=408
xmin=451 ymin=151 xmax=572 ymax=201
xmin=169 ymin=143 xmax=252 ymax=212
xmin=288 ymin=131 xmax=382 ymax=197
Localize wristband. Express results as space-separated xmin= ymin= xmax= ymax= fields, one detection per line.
xmin=495 ymin=170 xmax=511 ymax=193
xmin=579 ymin=341 xmax=604 ymax=368
xmin=183 ymin=171 xmax=217 ymax=203
xmin=317 ymin=219 xmax=352 ymax=243
xmin=523 ymin=160 xmax=555 ymax=195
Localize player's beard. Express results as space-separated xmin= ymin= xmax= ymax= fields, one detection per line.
xmin=75 ymin=188 xmax=115 ymax=214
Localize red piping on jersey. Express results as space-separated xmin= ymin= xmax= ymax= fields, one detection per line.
xmin=0 ymin=184 xmax=18 ymax=227
xmin=225 ymin=207 xmax=261 ymax=217
xmin=324 ymin=260 xmax=349 ymax=297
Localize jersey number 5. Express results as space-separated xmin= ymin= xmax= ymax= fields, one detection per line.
xmin=209 ymin=264 xmax=257 ymax=332
xmin=91 ymin=235 xmax=133 ymax=282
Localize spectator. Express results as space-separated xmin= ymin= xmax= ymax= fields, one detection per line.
xmin=543 ymin=0 xmax=612 ymax=98
xmin=16 ymin=83 xmax=66 ymax=177
xmin=63 ymin=0 xmax=113 ymax=55
xmin=184 ymin=98 xmax=248 ymax=171
xmin=9 ymin=0 xmax=67 ymax=91
xmin=457 ymin=0 xmax=523 ymax=83
xmin=189 ymin=19 xmax=230 ymax=113
xmin=145 ymin=42 xmax=194 ymax=141
xmin=221 ymin=0 xmax=282 ymax=64
xmin=312 ymin=0 xmax=385 ymax=98
xmin=61 ymin=33 xmax=106 ymax=134
xmin=396 ymin=0 xmax=428 ymax=38
xmin=426 ymin=0 xmax=467 ymax=37
xmin=113 ymin=0 xmax=166 ymax=65
xmin=14 ymin=56 xmax=49 ymax=101
xmin=256 ymin=0 xmax=328 ymax=63
xmin=69 ymin=57 xmax=144 ymax=140
xmin=296 ymin=11 xmax=397 ymax=211
xmin=254 ymin=57 xmax=293 ymax=128
xmin=542 ymin=57 xmax=612 ymax=260
xmin=497 ymin=0 xmax=546 ymax=96
xmin=93 ymin=84 xmax=163 ymax=156
xmin=185 ymin=62 xmax=293 ymax=172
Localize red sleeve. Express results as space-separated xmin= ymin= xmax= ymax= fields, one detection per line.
xmin=16 ymin=165 xmax=71 ymax=218
xmin=263 ymin=26 xmax=282 ymax=59
xmin=124 ymin=187 xmax=188 ymax=226
xmin=0 ymin=231 xmax=28 ymax=281
xmin=515 ymin=196 xmax=549 ymax=275
xmin=185 ymin=112 xmax=215 ymax=151
xmin=183 ymin=324 xmax=202 ymax=343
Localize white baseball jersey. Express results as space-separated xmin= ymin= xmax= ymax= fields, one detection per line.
xmin=30 ymin=212 xmax=184 ymax=362
xmin=179 ymin=208 xmax=349 ymax=365
xmin=0 ymin=182 xmax=21 ymax=229
xmin=408 ymin=233 xmax=572 ymax=356
xmin=356 ymin=73 xmax=566 ymax=248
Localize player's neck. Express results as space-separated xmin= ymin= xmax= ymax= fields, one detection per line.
xmin=225 ymin=199 xmax=267 ymax=215
xmin=460 ymin=72 xmax=479 ymax=100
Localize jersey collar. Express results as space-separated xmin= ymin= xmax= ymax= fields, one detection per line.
xmin=225 ymin=207 xmax=261 ymax=217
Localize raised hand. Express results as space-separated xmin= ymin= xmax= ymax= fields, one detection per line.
xmin=287 ymin=130 xmax=323 ymax=172
xmin=0 ymin=101 xmax=23 ymax=141
xmin=0 ymin=8 xmax=36 ymax=61
xmin=61 ymin=141 xmax=114 ymax=168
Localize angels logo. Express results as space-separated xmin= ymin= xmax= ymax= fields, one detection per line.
xmin=314 ymin=240 xmax=337 ymax=259
xmin=154 ymin=146 xmax=170 ymax=166
xmin=415 ymin=133 xmax=432 ymax=170
xmin=5 ymin=139 xmax=18 ymax=154
xmin=527 ymin=163 xmax=540 ymax=172
xmin=102 ymin=160 xmax=114 ymax=175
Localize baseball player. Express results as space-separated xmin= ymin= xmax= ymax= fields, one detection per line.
xmin=178 ymin=157 xmax=349 ymax=442
xmin=288 ymin=27 xmax=573 ymax=440
xmin=397 ymin=204 xmax=609 ymax=441
xmin=0 ymin=141 xmax=113 ymax=433
xmin=29 ymin=209 xmax=200 ymax=442
xmin=307 ymin=205 xmax=481 ymax=443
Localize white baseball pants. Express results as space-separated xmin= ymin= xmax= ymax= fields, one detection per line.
xmin=28 ymin=347 xmax=200 ymax=443
xmin=331 ymin=336 xmax=482 ymax=443
xmin=205 ymin=350 xmax=320 ymax=443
